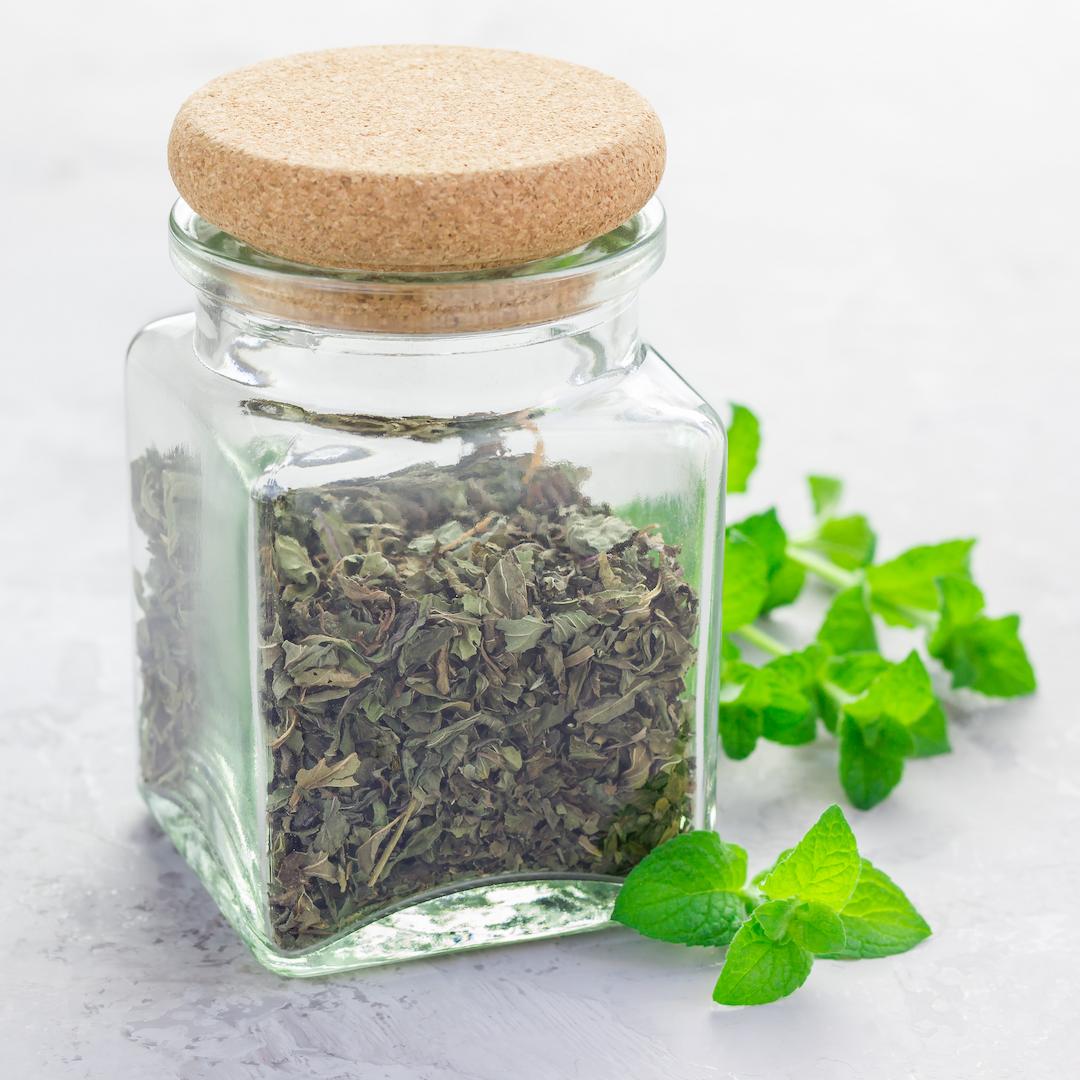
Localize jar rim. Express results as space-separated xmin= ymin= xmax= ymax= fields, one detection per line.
xmin=168 ymin=198 xmax=665 ymax=335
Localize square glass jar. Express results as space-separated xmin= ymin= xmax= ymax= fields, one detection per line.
xmin=126 ymin=199 xmax=725 ymax=975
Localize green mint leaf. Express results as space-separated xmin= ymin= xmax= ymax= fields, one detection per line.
xmin=820 ymin=652 xmax=890 ymax=731
xmin=805 ymin=514 xmax=877 ymax=570
xmin=847 ymin=650 xmax=949 ymax=751
xmin=808 ymin=474 xmax=844 ymax=518
xmin=722 ymin=530 xmax=770 ymax=630
xmin=817 ymin=586 xmax=878 ymax=654
xmin=838 ymin=713 xmax=912 ymax=809
xmin=928 ymin=576 xmax=1037 ymax=697
xmin=719 ymin=650 xmax=822 ymax=758
xmin=836 ymin=652 xmax=944 ymax=806
xmin=612 ymin=831 xmax=750 ymax=947
xmin=753 ymin=898 xmax=799 ymax=941
xmin=907 ymin=701 xmax=950 ymax=757
xmin=789 ymin=901 xmax=847 ymax=955
xmin=822 ymin=858 xmax=931 ymax=959
xmin=767 ymin=644 xmax=828 ymax=690
xmin=718 ymin=679 xmax=765 ymax=760
xmin=845 ymin=651 xmax=936 ymax=728
xmin=712 ymin=918 xmax=813 ymax=1006
xmin=719 ymin=666 xmax=793 ymax=759
xmin=933 ymin=574 xmax=985 ymax=624
xmin=936 ymin=613 xmax=1036 ymax=697
xmin=753 ymin=899 xmax=846 ymax=956
xmin=730 ymin=509 xmax=786 ymax=570
xmin=764 ymin=556 xmax=807 ymax=611
xmin=866 ymin=539 xmax=975 ymax=625
xmin=750 ymin=849 xmax=794 ymax=890
xmin=762 ymin=647 xmax=825 ymax=744
xmin=827 ymin=653 xmax=891 ymax=695
xmin=760 ymin=804 xmax=860 ymax=910
xmin=726 ymin=403 xmax=761 ymax=494
xmin=728 ymin=508 xmax=806 ymax=613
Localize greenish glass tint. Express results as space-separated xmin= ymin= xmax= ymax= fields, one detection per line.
xmin=126 ymin=198 xmax=725 ymax=975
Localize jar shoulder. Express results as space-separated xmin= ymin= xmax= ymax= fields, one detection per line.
xmin=622 ymin=343 xmax=727 ymax=446
xmin=124 ymin=319 xmax=725 ymax=503
xmin=127 ymin=311 xmax=197 ymax=369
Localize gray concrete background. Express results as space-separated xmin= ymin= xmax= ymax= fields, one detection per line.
xmin=3 ymin=2 xmax=1078 ymax=1076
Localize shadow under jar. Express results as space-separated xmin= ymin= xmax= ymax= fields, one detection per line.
xmin=126 ymin=46 xmax=725 ymax=976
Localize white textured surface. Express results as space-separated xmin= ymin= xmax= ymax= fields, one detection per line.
xmin=3 ymin=2 xmax=1078 ymax=1077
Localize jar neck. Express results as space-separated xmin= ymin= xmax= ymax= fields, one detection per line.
xmin=193 ymin=292 xmax=644 ymax=417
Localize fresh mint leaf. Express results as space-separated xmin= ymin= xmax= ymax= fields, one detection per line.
xmin=726 ymin=403 xmax=760 ymax=494
xmin=907 ymin=701 xmax=950 ymax=757
xmin=764 ymin=556 xmax=807 ymax=611
xmin=731 ymin=509 xmax=786 ymax=569
xmin=827 ymin=653 xmax=891 ymax=695
xmin=767 ymin=645 xmax=828 ymax=690
xmin=722 ymin=530 xmax=770 ymax=630
xmin=612 ymin=831 xmax=750 ymax=947
xmin=760 ymin=804 xmax=860 ymax=910
xmin=817 ymin=586 xmax=878 ymax=654
xmin=928 ymin=576 xmax=1036 ymax=697
xmin=838 ymin=648 xmax=950 ymax=760
xmin=790 ymin=901 xmax=847 ymax=955
xmin=763 ymin=647 xmax=826 ymax=744
xmin=729 ymin=508 xmax=806 ymax=613
xmin=719 ymin=665 xmax=809 ymax=758
xmin=838 ymin=713 xmax=912 ymax=810
xmin=822 ymin=858 xmax=931 ymax=959
xmin=754 ymin=899 xmax=846 ymax=955
xmin=712 ymin=919 xmax=813 ymax=1006
xmin=719 ymin=648 xmax=823 ymax=757
xmin=845 ymin=651 xmax=936 ymax=728
xmin=752 ymin=898 xmax=799 ymax=941
xmin=613 ymin=807 xmax=933 ymax=1008
xmin=820 ymin=652 xmax=890 ymax=731
xmin=750 ymin=849 xmax=793 ymax=890
xmin=816 ymin=514 xmax=877 ymax=570
xmin=801 ymin=476 xmax=876 ymax=568
xmin=808 ymin=475 xmax=844 ymax=518
xmin=933 ymin=574 xmax=984 ymax=624
xmin=801 ymin=514 xmax=877 ymax=570
xmin=718 ymin=678 xmax=765 ymax=760
xmin=836 ymin=652 xmax=944 ymax=807
xmin=866 ymin=539 xmax=975 ymax=625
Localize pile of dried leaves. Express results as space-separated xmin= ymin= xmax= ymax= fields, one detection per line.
xmin=131 ymin=440 xmax=700 ymax=952
xmin=131 ymin=447 xmax=200 ymax=790
xmin=260 ymin=450 xmax=698 ymax=949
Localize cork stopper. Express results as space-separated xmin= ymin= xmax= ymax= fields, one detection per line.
xmin=168 ymin=45 xmax=666 ymax=272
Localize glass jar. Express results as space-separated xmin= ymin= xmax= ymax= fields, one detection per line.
xmin=126 ymin=195 xmax=725 ymax=975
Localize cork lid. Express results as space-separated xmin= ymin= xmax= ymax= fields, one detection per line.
xmin=168 ymin=45 xmax=665 ymax=272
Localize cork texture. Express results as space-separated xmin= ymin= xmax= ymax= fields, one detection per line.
xmin=168 ymin=45 xmax=665 ymax=271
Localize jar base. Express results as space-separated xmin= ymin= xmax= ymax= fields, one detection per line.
xmin=144 ymin=788 xmax=622 ymax=977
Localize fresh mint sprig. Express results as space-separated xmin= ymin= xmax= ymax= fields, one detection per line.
xmin=612 ymin=805 xmax=930 ymax=1006
xmin=718 ymin=404 xmax=1036 ymax=808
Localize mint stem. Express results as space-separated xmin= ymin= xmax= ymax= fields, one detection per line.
xmin=787 ymin=545 xmax=938 ymax=630
xmin=734 ymin=623 xmax=789 ymax=658
xmin=733 ymin=624 xmax=852 ymax=709
xmin=785 ymin=545 xmax=861 ymax=590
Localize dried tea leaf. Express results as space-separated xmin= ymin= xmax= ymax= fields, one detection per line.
xmin=135 ymin=440 xmax=701 ymax=953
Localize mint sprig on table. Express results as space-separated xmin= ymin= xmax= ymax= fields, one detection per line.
xmin=613 ymin=805 xmax=930 ymax=1005
xmin=720 ymin=404 xmax=1036 ymax=808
